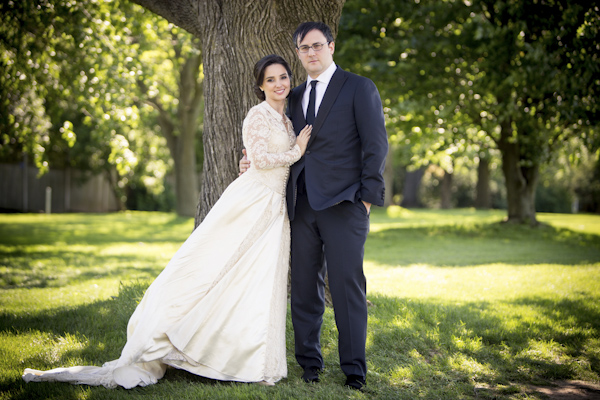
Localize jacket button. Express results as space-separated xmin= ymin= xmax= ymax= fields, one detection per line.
xmin=306 ymin=150 xmax=311 ymax=155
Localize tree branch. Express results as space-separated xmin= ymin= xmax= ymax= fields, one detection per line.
xmin=130 ymin=0 xmax=204 ymax=38
xmin=137 ymin=79 xmax=177 ymax=154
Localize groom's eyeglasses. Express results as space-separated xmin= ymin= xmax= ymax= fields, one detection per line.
xmin=297 ymin=42 xmax=330 ymax=53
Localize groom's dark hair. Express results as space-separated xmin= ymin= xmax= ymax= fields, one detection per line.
xmin=293 ymin=22 xmax=335 ymax=47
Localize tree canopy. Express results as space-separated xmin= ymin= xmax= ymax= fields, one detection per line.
xmin=3 ymin=0 xmax=598 ymax=220
xmin=0 ymin=0 xmax=203 ymax=214
xmin=336 ymin=0 xmax=599 ymax=223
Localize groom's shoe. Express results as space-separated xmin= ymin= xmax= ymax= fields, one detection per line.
xmin=301 ymin=367 xmax=322 ymax=383
xmin=344 ymin=375 xmax=366 ymax=391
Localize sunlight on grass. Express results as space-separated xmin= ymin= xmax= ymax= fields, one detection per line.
xmin=448 ymin=352 xmax=494 ymax=379
xmin=538 ymin=212 xmax=600 ymax=235
xmin=365 ymin=263 xmax=600 ymax=300
xmin=1 ymin=281 xmax=116 ymax=313
xmin=360 ymin=209 xmax=600 ymax=397
xmin=370 ymin=206 xmax=506 ymax=233
xmin=0 ymin=212 xmax=192 ymax=293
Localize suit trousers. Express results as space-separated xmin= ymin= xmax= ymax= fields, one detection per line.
xmin=290 ymin=191 xmax=370 ymax=378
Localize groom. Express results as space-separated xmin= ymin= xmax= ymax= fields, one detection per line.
xmin=287 ymin=21 xmax=387 ymax=391
xmin=242 ymin=22 xmax=387 ymax=390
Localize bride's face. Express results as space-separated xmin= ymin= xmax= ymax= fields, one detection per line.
xmin=260 ymin=64 xmax=290 ymax=103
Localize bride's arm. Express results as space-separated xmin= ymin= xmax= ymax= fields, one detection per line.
xmin=243 ymin=109 xmax=302 ymax=170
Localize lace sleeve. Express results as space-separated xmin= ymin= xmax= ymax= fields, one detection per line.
xmin=243 ymin=108 xmax=302 ymax=170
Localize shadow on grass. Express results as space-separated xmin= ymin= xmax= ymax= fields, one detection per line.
xmin=0 ymin=283 xmax=144 ymax=400
xmin=0 ymin=283 xmax=142 ymax=351
xmin=0 ymin=250 xmax=165 ymax=289
xmin=367 ymin=222 xmax=600 ymax=267
xmin=1 ymin=280 xmax=280 ymax=400
xmin=363 ymin=292 xmax=600 ymax=398
xmin=0 ymin=214 xmax=191 ymax=290
xmin=2 ymin=284 xmax=599 ymax=399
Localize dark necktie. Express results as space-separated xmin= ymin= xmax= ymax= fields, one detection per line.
xmin=306 ymin=80 xmax=318 ymax=125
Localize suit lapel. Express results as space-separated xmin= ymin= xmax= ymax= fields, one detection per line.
xmin=307 ymin=67 xmax=347 ymax=145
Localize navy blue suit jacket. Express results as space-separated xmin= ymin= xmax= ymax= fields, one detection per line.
xmin=286 ymin=66 xmax=388 ymax=220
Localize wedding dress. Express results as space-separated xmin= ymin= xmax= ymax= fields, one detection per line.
xmin=23 ymin=101 xmax=302 ymax=388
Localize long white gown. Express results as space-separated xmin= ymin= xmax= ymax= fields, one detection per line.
xmin=23 ymin=101 xmax=302 ymax=389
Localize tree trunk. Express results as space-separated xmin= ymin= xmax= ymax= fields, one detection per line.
xmin=138 ymin=48 xmax=202 ymax=217
xmin=186 ymin=0 xmax=345 ymax=226
xmin=440 ymin=169 xmax=452 ymax=209
xmin=475 ymin=156 xmax=491 ymax=209
xmin=174 ymin=51 xmax=203 ymax=217
xmin=131 ymin=0 xmax=346 ymax=309
xmin=131 ymin=0 xmax=345 ymax=222
xmin=497 ymin=120 xmax=539 ymax=225
xmin=401 ymin=167 xmax=424 ymax=208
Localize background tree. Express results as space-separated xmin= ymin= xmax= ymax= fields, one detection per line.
xmin=1 ymin=0 xmax=78 ymax=172
xmin=1 ymin=0 xmax=203 ymax=216
xmin=129 ymin=9 xmax=203 ymax=216
xmin=470 ymin=0 xmax=599 ymax=224
xmin=128 ymin=0 xmax=347 ymax=226
xmin=337 ymin=0 xmax=497 ymax=209
xmin=336 ymin=0 xmax=599 ymax=223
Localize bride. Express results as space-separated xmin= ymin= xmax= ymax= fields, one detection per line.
xmin=23 ymin=54 xmax=311 ymax=389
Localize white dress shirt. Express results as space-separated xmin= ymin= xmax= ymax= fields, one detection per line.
xmin=302 ymin=62 xmax=337 ymax=121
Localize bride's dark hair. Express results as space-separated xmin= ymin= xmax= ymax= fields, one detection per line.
xmin=253 ymin=55 xmax=293 ymax=101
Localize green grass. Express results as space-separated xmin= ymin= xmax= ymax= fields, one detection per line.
xmin=1 ymin=209 xmax=599 ymax=399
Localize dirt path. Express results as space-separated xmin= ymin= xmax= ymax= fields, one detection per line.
xmin=526 ymin=380 xmax=600 ymax=399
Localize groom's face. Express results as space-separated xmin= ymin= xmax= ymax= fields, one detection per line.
xmin=296 ymin=29 xmax=335 ymax=79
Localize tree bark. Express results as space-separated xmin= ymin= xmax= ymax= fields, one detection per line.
xmin=497 ymin=120 xmax=539 ymax=225
xmin=401 ymin=167 xmax=424 ymax=208
xmin=440 ymin=168 xmax=452 ymax=209
xmin=174 ymin=51 xmax=203 ymax=217
xmin=475 ymin=156 xmax=491 ymax=209
xmin=132 ymin=0 xmax=346 ymax=226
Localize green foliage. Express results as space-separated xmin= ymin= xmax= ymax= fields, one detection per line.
xmin=126 ymin=178 xmax=176 ymax=211
xmin=0 ymin=0 xmax=202 ymax=210
xmin=1 ymin=210 xmax=599 ymax=399
xmin=338 ymin=0 xmax=498 ymax=167
xmin=469 ymin=0 xmax=599 ymax=163
xmin=532 ymin=138 xmax=600 ymax=213
xmin=417 ymin=160 xmax=506 ymax=209
xmin=573 ymin=150 xmax=600 ymax=213
xmin=337 ymin=0 xmax=600 ymax=216
xmin=535 ymin=182 xmax=572 ymax=213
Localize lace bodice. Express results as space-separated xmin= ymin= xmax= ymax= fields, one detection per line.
xmin=242 ymin=101 xmax=300 ymax=194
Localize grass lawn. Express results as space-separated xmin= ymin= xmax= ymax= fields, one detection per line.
xmin=1 ymin=208 xmax=599 ymax=399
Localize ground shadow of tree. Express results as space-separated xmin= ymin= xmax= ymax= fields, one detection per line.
xmin=1 ymin=282 xmax=146 ymax=400
xmin=3 ymin=286 xmax=599 ymax=399
xmin=0 ymin=249 xmax=164 ymax=289
xmin=367 ymin=222 xmax=600 ymax=267
xmin=0 ymin=214 xmax=193 ymax=289
xmin=360 ymin=292 xmax=600 ymax=399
